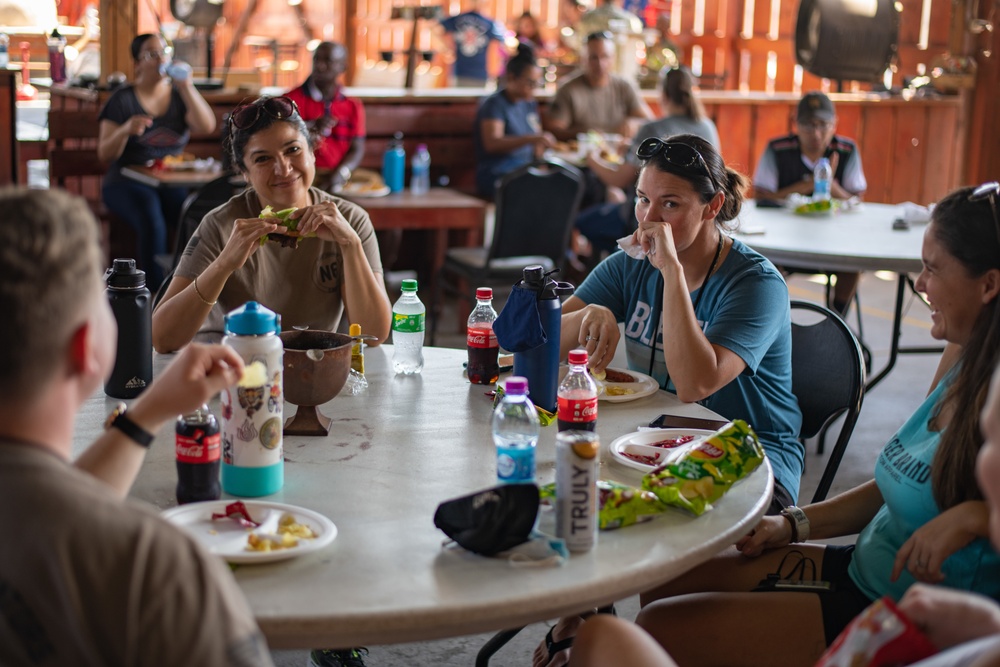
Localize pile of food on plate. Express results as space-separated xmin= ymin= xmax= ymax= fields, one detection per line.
xmin=246 ymin=513 xmax=318 ymax=552
xmin=340 ymin=168 xmax=387 ymax=194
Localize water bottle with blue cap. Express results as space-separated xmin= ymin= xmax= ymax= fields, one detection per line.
xmin=221 ymin=301 xmax=284 ymax=497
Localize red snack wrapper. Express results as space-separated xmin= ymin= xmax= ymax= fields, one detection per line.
xmin=210 ymin=501 xmax=260 ymax=528
xmin=815 ymin=596 xmax=938 ymax=667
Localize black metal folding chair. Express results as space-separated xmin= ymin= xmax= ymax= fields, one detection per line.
xmin=790 ymin=300 xmax=867 ymax=502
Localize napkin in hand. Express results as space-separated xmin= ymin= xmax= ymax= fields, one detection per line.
xmin=617 ymin=235 xmax=647 ymax=260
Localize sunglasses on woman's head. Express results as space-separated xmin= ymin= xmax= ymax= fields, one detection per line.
xmin=635 ymin=137 xmax=719 ymax=193
xmin=968 ymin=181 xmax=1000 ymax=245
xmin=229 ymin=96 xmax=300 ymax=134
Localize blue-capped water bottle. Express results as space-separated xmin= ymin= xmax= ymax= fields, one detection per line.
xmin=813 ymin=157 xmax=832 ymax=202
xmin=382 ymin=131 xmax=406 ymax=193
xmin=410 ymin=143 xmax=431 ymax=195
xmin=221 ymin=301 xmax=284 ymax=497
xmin=493 ymin=376 xmax=540 ymax=484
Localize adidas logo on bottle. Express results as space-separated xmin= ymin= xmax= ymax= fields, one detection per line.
xmin=125 ymin=377 xmax=147 ymax=390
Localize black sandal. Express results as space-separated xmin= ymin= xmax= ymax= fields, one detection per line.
xmin=543 ymin=625 xmax=575 ymax=664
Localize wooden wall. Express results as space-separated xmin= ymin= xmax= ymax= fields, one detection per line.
xmin=108 ymin=0 xmax=956 ymax=92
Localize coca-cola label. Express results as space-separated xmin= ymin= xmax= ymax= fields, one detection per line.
xmin=467 ymin=326 xmax=498 ymax=349
xmin=176 ymin=431 xmax=221 ymax=463
xmin=558 ymin=396 xmax=598 ymax=424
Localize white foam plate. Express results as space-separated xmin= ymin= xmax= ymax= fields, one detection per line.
xmin=340 ymin=183 xmax=391 ymax=197
xmin=162 ymin=500 xmax=337 ymax=564
xmin=608 ymin=428 xmax=716 ymax=472
xmin=558 ymin=366 xmax=660 ymax=403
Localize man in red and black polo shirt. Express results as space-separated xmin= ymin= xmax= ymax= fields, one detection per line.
xmin=285 ymin=41 xmax=366 ymax=192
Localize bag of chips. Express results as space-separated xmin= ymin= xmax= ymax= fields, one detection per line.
xmin=540 ymin=480 xmax=669 ymax=530
xmin=641 ymin=420 xmax=764 ymax=516
xmin=815 ymin=596 xmax=938 ymax=667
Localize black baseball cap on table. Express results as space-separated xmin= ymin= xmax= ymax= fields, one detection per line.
xmin=798 ymin=92 xmax=836 ymax=122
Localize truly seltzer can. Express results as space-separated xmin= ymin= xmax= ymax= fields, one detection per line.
xmin=556 ymin=430 xmax=599 ymax=552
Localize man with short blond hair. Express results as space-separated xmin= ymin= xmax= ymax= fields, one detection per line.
xmin=0 ymin=187 xmax=272 ymax=667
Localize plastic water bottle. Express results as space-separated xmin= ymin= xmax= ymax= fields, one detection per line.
xmin=164 ymin=61 xmax=192 ymax=81
xmin=104 ymin=259 xmax=152 ymax=399
xmin=0 ymin=33 xmax=10 ymax=69
xmin=813 ymin=157 xmax=832 ymax=202
xmin=410 ymin=143 xmax=431 ymax=195
xmin=493 ymin=376 xmax=540 ymax=484
xmin=557 ymin=348 xmax=599 ymax=431
xmin=382 ymin=131 xmax=406 ymax=193
xmin=467 ymin=287 xmax=499 ymax=385
xmin=392 ymin=279 xmax=425 ymax=374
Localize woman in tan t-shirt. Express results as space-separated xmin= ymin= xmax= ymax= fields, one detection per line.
xmin=152 ymin=95 xmax=392 ymax=353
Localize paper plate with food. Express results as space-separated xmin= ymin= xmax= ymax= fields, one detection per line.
xmin=608 ymin=428 xmax=715 ymax=472
xmin=157 ymin=153 xmax=217 ymax=172
xmin=162 ymin=500 xmax=337 ymax=564
xmin=590 ymin=367 xmax=660 ymax=403
xmin=339 ymin=168 xmax=390 ymax=197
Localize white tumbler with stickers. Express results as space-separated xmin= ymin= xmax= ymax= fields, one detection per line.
xmin=220 ymin=301 xmax=284 ymax=497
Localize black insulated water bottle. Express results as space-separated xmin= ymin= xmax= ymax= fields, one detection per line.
xmin=104 ymin=258 xmax=152 ymax=399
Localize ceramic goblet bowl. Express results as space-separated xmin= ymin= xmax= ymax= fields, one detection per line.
xmin=280 ymin=330 xmax=353 ymax=436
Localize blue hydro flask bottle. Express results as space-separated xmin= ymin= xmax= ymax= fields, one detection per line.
xmin=220 ymin=302 xmax=284 ymax=497
xmin=512 ymin=265 xmax=575 ymax=413
xmin=382 ymin=131 xmax=406 ymax=193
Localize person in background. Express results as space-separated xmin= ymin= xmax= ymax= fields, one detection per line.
xmin=565 ymin=322 xmax=1000 ymax=667
xmin=98 ymin=33 xmax=217 ymax=289
xmin=544 ymin=30 xmax=652 ymax=142
xmin=437 ymin=0 xmax=507 ymax=87
xmin=285 ymin=41 xmax=365 ymax=193
xmin=576 ymin=65 xmax=719 ymax=258
xmin=535 ymin=134 xmax=802 ymax=667
xmin=627 ymin=184 xmax=1000 ymax=666
xmin=0 ymin=186 xmax=273 ymax=666
xmin=474 ymin=44 xmax=555 ymax=199
xmin=514 ymin=11 xmax=554 ymax=59
xmin=151 ymin=95 xmax=391 ymax=354
xmin=753 ymin=91 xmax=867 ymax=316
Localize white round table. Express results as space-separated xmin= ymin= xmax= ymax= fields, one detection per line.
xmin=736 ymin=201 xmax=938 ymax=389
xmin=72 ymin=345 xmax=771 ymax=649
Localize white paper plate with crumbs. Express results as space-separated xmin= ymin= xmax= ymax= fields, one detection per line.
xmin=558 ymin=366 xmax=660 ymax=403
xmin=163 ymin=500 xmax=337 ymax=564
xmin=608 ymin=428 xmax=715 ymax=472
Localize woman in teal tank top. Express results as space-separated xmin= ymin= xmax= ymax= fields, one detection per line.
xmin=621 ymin=185 xmax=1000 ymax=667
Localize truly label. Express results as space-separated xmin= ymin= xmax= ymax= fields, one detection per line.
xmin=558 ymin=396 xmax=598 ymax=424
xmin=467 ymin=327 xmax=498 ymax=349
xmin=392 ymin=312 xmax=425 ymax=333
xmin=176 ymin=431 xmax=221 ymax=463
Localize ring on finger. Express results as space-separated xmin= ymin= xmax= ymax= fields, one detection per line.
xmin=585 ymin=335 xmax=599 ymax=342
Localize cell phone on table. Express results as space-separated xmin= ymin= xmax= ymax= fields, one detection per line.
xmin=648 ymin=414 xmax=730 ymax=431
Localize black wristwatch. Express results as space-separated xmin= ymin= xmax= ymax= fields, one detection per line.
xmin=105 ymin=402 xmax=154 ymax=448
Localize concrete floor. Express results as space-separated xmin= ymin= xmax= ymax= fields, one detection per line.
xmin=271 ymin=267 xmax=942 ymax=667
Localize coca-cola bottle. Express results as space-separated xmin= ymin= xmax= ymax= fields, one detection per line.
xmin=557 ymin=348 xmax=598 ymax=431
xmin=176 ymin=405 xmax=221 ymax=504
xmin=467 ymin=287 xmax=500 ymax=385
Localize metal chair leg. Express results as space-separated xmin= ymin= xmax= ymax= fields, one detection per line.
xmin=475 ymin=627 xmax=525 ymax=667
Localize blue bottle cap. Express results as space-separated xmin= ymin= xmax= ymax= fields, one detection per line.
xmin=225 ymin=301 xmax=281 ymax=335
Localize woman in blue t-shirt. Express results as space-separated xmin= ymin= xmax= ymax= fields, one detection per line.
xmin=628 ymin=184 xmax=1000 ymax=667
xmin=561 ymin=133 xmax=803 ymax=511
xmin=473 ymin=44 xmax=554 ymax=199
